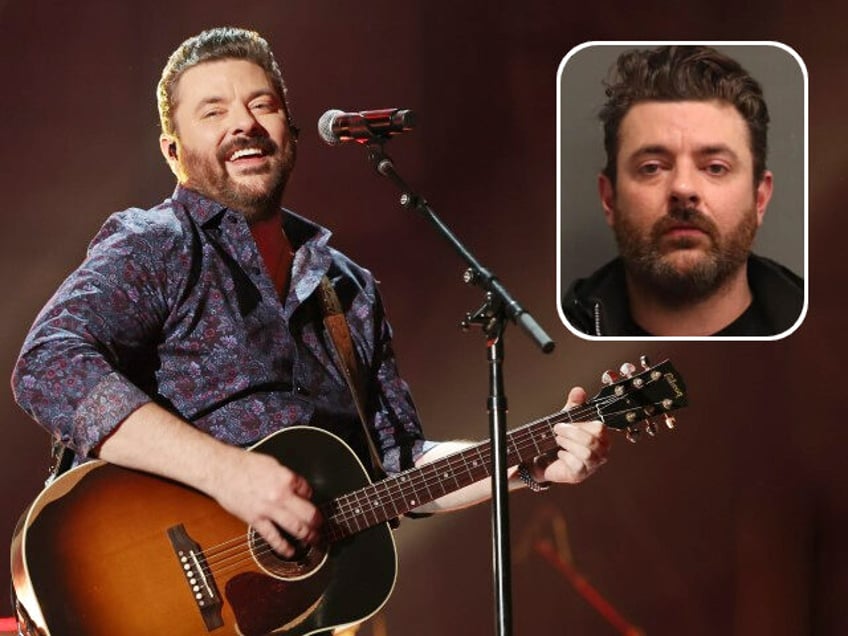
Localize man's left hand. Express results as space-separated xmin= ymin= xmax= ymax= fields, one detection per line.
xmin=534 ymin=386 xmax=611 ymax=484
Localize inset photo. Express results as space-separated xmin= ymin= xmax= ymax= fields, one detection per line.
xmin=557 ymin=42 xmax=807 ymax=340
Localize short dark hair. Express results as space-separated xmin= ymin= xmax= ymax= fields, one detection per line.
xmin=599 ymin=46 xmax=769 ymax=186
xmin=157 ymin=27 xmax=292 ymax=136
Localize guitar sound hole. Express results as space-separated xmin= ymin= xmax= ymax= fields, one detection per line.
xmin=247 ymin=527 xmax=328 ymax=580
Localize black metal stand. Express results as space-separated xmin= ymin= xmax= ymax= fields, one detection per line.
xmin=361 ymin=139 xmax=555 ymax=636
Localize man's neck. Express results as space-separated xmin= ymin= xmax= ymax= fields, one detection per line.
xmin=626 ymin=265 xmax=752 ymax=336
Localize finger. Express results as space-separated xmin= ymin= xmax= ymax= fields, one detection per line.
xmin=545 ymin=452 xmax=588 ymax=484
xmin=563 ymin=386 xmax=588 ymax=410
xmin=253 ymin=517 xmax=296 ymax=557
xmin=269 ymin=499 xmax=322 ymax=544
xmin=553 ymin=425 xmax=610 ymax=466
xmin=558 ymin=448 xmax=590 ymax=473
xmin=288 ymin=472 xmax=313 ymax=500
xmin=554 ymin=421 xmax=606 ymax=452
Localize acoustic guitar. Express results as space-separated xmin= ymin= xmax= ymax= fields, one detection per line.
xmin=11 ymin=358 xmax=686 ymax=635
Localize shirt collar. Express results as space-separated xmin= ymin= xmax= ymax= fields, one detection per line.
xmin=171 ymin=185 xmax=229 ymax=226
xmin=170 ymin=185 xmax=333 ymax=251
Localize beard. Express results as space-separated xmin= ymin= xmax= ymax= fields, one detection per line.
xmin=179 ymin=133 xmax=296 ymax=223
xmin=613 ymin=204 xmax=758 ymax=306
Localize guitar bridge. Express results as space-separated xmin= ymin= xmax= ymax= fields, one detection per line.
xmin=167 ymin=524 xmax=224 ymax=631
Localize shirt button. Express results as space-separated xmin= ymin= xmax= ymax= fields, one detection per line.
xmin=295 ymin=384 xmax=311 ymax=396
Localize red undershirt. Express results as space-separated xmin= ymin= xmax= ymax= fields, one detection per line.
xmin=249 ymin=216 xmax=294 ymax=299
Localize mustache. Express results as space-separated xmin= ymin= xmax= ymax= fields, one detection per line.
xmin=216 ymin=135 xmax=279 ymax=162
xmin=651 ymin=206 xmax=719 ymax=241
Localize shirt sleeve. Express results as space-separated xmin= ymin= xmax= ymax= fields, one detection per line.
xmin=11 ymin=210 xmax=181 ymax=458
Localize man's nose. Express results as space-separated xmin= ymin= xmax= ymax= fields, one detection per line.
xmin=669 ymin=163 xmax=701 ymax=206
xmin=229 ymin=103 xmax=262 ymax=136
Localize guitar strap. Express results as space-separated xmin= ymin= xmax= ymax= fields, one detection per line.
xmin=317 ymin=275 xmax=389 ymax=483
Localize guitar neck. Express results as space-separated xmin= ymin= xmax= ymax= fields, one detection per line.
xmin=320 ymin=358 xmax=687 ymax=542
xmin=321 ymin=409 xmax=573 ymax=542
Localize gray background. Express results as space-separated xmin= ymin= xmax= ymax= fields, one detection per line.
xmin=558 ymin=42 xmax=806 ymax=302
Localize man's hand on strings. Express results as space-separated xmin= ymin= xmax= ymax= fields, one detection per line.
xmin=531 ymin=386 xmax=611 ymax=485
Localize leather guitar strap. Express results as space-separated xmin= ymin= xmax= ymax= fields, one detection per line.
xmin=317 ymin=276 xmax=389 ymax=482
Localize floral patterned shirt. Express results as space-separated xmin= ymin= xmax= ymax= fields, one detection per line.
xmin=12 ymin=186 xmax=429 ymax=474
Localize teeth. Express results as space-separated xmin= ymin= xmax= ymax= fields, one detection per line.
xmin=230 ymin=148 xmax=263 ymax=160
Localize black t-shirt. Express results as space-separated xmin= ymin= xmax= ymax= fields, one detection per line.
xmin=626 ymin=296 xmax=773 ymax=337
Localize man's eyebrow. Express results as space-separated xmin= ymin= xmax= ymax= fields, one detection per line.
xmin=192 ymin=96 xmax=225 ymax=113
xmin=627 ymin=144 xmax=740 ymax=160
xmin=247 ymin=89 xmax=279 ymax=101
xmin=191 ymin=90 xmax=279 ymax=112
xmin=628 ymin=144 xmax=672 ymax=160
xmin=695 ymin=144 xmax=740 ymax=160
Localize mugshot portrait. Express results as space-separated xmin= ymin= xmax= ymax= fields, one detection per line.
xmin=557 ymin=42 xmax=807 ymax=339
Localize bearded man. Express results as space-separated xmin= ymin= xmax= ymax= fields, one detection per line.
xmin=12 ymin=27 xmax=610 ymax=635
xmin=562 ymin=45 xmax=804 ymax=337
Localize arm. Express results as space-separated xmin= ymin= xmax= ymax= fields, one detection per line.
xmin=96 ymin=403 xmax=320 ymax=556
xmin=12 ymin=211 xmax=320 ymax=556
xmin=412 ymin=387 xmax=611 ymax=513
xmin=357 ymin=280 xmax=609 ymax=505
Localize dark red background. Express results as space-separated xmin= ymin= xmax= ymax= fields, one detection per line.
xmin=2 ymin=2 xmax=845 ymax=634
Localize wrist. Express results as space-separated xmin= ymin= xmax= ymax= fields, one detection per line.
xmin=516 ymin=461 xmax=550 ymax=493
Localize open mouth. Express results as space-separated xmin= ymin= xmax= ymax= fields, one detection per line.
xmin=228 ymin=147 xmax=266 ymax=162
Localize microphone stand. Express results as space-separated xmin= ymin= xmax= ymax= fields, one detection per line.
xmin=361 ymin=138 xmax=555 ymax=636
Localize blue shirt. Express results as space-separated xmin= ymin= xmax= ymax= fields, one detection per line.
xmin=12 ymin=186 xmax=429 ymax=474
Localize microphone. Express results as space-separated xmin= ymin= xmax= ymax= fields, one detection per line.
xmin=318 ymin=108 xmax=416 ymax=145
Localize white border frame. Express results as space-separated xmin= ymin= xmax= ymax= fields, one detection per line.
xmin=555 ymin=40 xmax=809 ymax=341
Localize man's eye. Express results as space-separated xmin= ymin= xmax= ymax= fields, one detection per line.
xmin=251 ymin=101 xmax=275 ymax=112
xmin=639 ymin=163 xmax=661 ymax=175
xmin=202 ymin=109 xmax=223 ymax=119
xmin=706 ymin=163 xmax=729 ymax=175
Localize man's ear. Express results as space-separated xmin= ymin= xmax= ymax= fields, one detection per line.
xmin=754 ymin=170 xmax=774 ymax=228
xmin=598 ymin=173 xmax=616 ymax=228
xmin=159 ymin=134 xmax=181 ymax=179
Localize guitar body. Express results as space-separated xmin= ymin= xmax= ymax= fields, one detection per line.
xmin=11 ymin=427 xmax=397 ymax=636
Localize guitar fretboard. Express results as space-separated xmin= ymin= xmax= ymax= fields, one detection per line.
xmin=320 ymin=409 xmax=575 ymax=542
xmin=318 ymin=358 xmax=685 ymax=544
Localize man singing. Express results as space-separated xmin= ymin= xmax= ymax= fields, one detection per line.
xmin=12 ymin=27 xmax=610 ymax=634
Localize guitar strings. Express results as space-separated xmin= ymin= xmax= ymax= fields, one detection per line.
xmin=199 ymin=386 xmax=661 ymax=573
xmin=192 ymin=404 xmax=582 ymax=578
xmin=191 ymin=392 xmax=669 ymax=580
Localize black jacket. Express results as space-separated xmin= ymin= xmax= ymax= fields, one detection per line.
xmin=562 ymin=255 xmax=804 ymax=337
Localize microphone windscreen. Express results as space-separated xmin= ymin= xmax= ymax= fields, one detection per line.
xmin=317 ymin=109 xmax=344 ymax=145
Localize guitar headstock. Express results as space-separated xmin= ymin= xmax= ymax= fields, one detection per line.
xmin=589 ymin=357 xmax=687 ymax=442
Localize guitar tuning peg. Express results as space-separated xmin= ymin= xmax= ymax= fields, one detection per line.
xmin=639 ymin=355 xmax=652 ymax=370
xmin=644 ymin=420 xmax=658 ymax=437
xmin=625 ymin=426 xmax=641 ymax=443
xmin=601 ymin=369 xmax=619 ymax=385
xmin=619 ymin=362 xmax=636 ymax=378
xmin=664 ymin=414 xmax=677 ymax=430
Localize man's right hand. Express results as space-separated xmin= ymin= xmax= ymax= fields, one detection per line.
xmin=209 ymin=449 xmax=322 ymax=557
xmin=97 ymin=402 xmax=322 ymax=558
